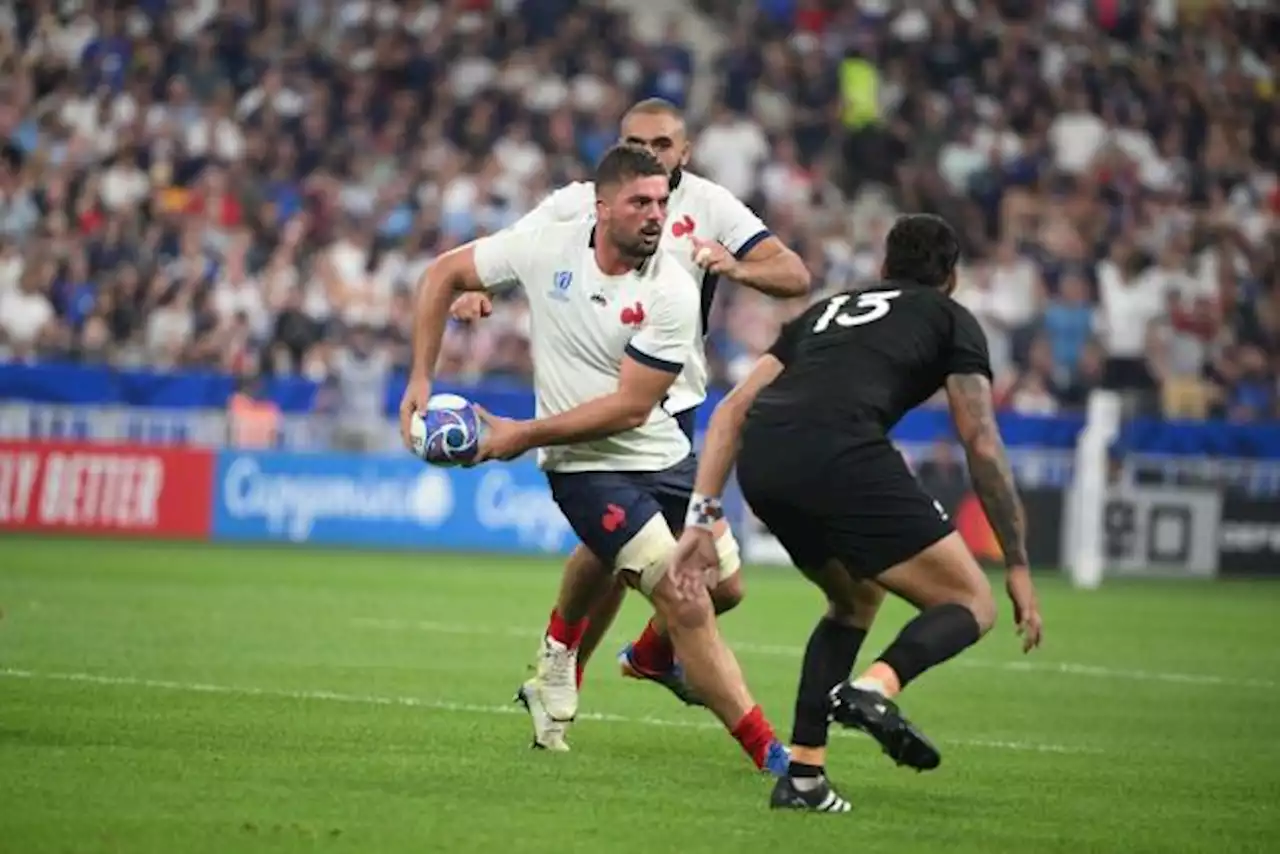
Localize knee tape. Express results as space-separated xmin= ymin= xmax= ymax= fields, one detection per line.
xmin=715 ymin=527 xmax=741 ymax=582
xmin=615 ymin=513 xmax=677 ymax=596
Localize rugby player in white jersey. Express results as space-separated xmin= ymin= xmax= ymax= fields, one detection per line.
xmin=400 ymin=145 xmax=789 ymax=774
xmin=452 ymin=99 xmax=810 ymax=724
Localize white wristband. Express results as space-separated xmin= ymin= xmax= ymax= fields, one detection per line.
xmin=685 ymin=492 xmax=724 ymax=531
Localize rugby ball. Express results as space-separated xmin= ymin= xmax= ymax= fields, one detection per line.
xmin=410 ymin=393 xmax=482 ymax=466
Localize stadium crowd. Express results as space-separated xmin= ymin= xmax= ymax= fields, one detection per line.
xmin=0 ymin=0 xmax=1277 ymax=423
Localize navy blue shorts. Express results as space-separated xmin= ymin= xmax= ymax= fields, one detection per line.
xmin=675 ymin=408 xmax=696 ymax=443
xmin=546 ymin=455 xmax=697 ymax=567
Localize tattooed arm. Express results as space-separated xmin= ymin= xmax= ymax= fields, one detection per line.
xmin=944 ymin=373 xmax=1029 ymax=568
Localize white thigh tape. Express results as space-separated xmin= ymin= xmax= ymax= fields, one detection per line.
xmin=615 ymin=513 xmax=678 ymax=596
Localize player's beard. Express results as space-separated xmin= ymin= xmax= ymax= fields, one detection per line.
xmin=611 ymin=223 xmax=662 ymax=264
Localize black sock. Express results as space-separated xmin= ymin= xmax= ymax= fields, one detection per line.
xmin=876 ymin=603 xmax=981 ymax=690
xmin=788 ymin=760 xmax=826 ymax=791
xmin=788 ymin=761 xmax=823 ymax=778
xmin=791 ymin=617 xmax=867 ymax=749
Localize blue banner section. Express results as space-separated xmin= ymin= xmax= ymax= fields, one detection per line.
xmin=211 ymin=451 xmax=575 ymax=552
xmin=210 ymin=449 xmax=752 ymax=552
xmin=6 ymin=363 xmax=1280 ymax=457
xmin=0 ymin=362 xmax=537 ymax=418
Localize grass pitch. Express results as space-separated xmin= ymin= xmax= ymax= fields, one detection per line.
xmin=1 ymin=538 xmax=1278 ymax=853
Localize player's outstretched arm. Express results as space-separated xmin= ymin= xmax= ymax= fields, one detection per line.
xmin=692 ymin=355 xmax=785 ymax=498
xmin=945 ymin=373 xmax=1043 ymax=651
xmin=402 ymin=231 xmax=526 ymax=449
xmin=475 ymin=355 xmax=682 ymax=461
xmin=694 ymin=235 xmax=811 ymax=299
xmin=409 ymin=245 xmax=487 ymax=381
xmin=672 ymin=323 xmax=794 ymax=598
xmin=690 ymin=312 xmax=800 ymax=504
xmin=695 ymin=185 xmax=810 ymax=297
xmin=475 ymin=272 xmax=699 ymax=462
xmin=945 ymin=374 xmax=1028 ymax=567
xmin=730 ymin=236 xmax=811 ymax=298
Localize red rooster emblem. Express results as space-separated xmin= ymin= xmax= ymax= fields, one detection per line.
xmin=671 ymin=214 xmax=696 ymax=237
xmin=620 ymin=302 xmax=646 ymax=328
xmin=602 ymin=503 xmax=627 ymax=533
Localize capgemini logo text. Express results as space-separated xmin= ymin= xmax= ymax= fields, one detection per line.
xmin=222 ymin=457 xmax=453 ymax=541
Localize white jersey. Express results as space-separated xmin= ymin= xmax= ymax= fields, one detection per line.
xmin=473 ymin=220 xmax=700 ymax=474
xmin=512 ymin=171 xmax=770 ymax=415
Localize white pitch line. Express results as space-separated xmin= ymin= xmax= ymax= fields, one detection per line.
xmin=349 ymin=618 xmax=1279 ymax=690
xmin=0 ymin=667 xmax=1093 ymax=755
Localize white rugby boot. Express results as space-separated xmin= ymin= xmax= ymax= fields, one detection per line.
xmin=534 ymin=635 xmax=579 ymax=722
xmin=514 ymin=678 xmax=570 ymax=752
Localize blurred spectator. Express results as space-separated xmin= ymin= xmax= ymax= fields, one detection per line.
xmin=227 ymin=375 xmax=280 ymax=449
xmin=0 ymin=0 xmax=1275 ymax=426
xmin=694 ymin=104 xmax=770 ymax=200
xmin=1006 ymin=334 xmax=1066 ymax=417
xmin=0 ymin=261 xmax=60 ymax=361
xmin=1042 ymin=272 xmax=1095 ymax=382
xmin=1060 ymin=340 xmax=1107 ymax=409
xmin=328 ymin=323 xmax=394 ymax=452
xmin=1096 ymin=241 xmax=1164 ymax=408
xmin=914 ymin=436 xmax=965 ymax=493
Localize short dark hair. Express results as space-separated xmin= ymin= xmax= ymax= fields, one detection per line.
xmin=623 ymin=98 xmax=684 ymax=122
xmin=594 ymin=144 xmax=667 ymax=192
xmin=882 ymin=214 xmax=961 ymax=289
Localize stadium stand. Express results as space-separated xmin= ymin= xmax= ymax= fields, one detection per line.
xmin=0 ymin=0 xmax=1274 ymax=428
xmin=699 ymin=0 xmax=1279 ymax=421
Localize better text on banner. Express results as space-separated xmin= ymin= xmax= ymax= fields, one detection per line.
xmin=0 ymin=440 xmax=214 ymax=538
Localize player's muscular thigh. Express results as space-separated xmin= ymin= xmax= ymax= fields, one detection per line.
xmin=875 ymin=533 xmax=997 ymax=632
xmin=615 ymin=513 xmax=681 ymax=596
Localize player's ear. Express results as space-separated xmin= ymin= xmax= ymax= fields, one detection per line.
xmin=944 ymin=268 xmax=959 ymax=297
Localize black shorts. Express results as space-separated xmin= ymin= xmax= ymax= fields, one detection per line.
xmin=1102 ymin=357 xmax=1155 ymax=391
xmin=737 ymin=431 xmax=953 ymax=579
xmin=545 ymin=455 xmax=696 ymax=567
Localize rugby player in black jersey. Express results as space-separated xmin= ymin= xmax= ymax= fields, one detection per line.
xmin=670 ymin=213 xmax=1044 ymax=813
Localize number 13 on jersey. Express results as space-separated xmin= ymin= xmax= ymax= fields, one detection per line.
xmin=812 ymin=290 xmax=903 ymax=333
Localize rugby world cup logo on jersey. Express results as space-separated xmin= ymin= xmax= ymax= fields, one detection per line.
xmin=549 ymin=270 xmax=572 ymax=302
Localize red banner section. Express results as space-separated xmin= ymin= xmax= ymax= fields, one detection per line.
xmin=0 ymin=441 xmax=213 ymax=539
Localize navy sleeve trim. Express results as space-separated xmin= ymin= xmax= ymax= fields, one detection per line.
xmin=733 ymin=229 xmax=772 ymax=260
xmin=625 ymin=343 xmax=683 ymax=374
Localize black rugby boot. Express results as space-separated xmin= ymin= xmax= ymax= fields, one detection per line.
xmin=769 ymin=774 xmax=852 ymax=814
xmin=828 ymin=682 xmax=941 ymax=771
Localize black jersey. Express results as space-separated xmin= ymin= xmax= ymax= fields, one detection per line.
xmin=747 ymin=282 xmax=992 ymax=446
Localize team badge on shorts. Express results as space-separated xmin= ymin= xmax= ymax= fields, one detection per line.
xmin=550 ymin=270 xmax=572 ymax=302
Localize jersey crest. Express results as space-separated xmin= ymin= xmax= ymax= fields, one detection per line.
xmin=671 ymin=214 xmax=696 ymax=238
xmin=620 ymin=302 xmax=646 ymax=328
